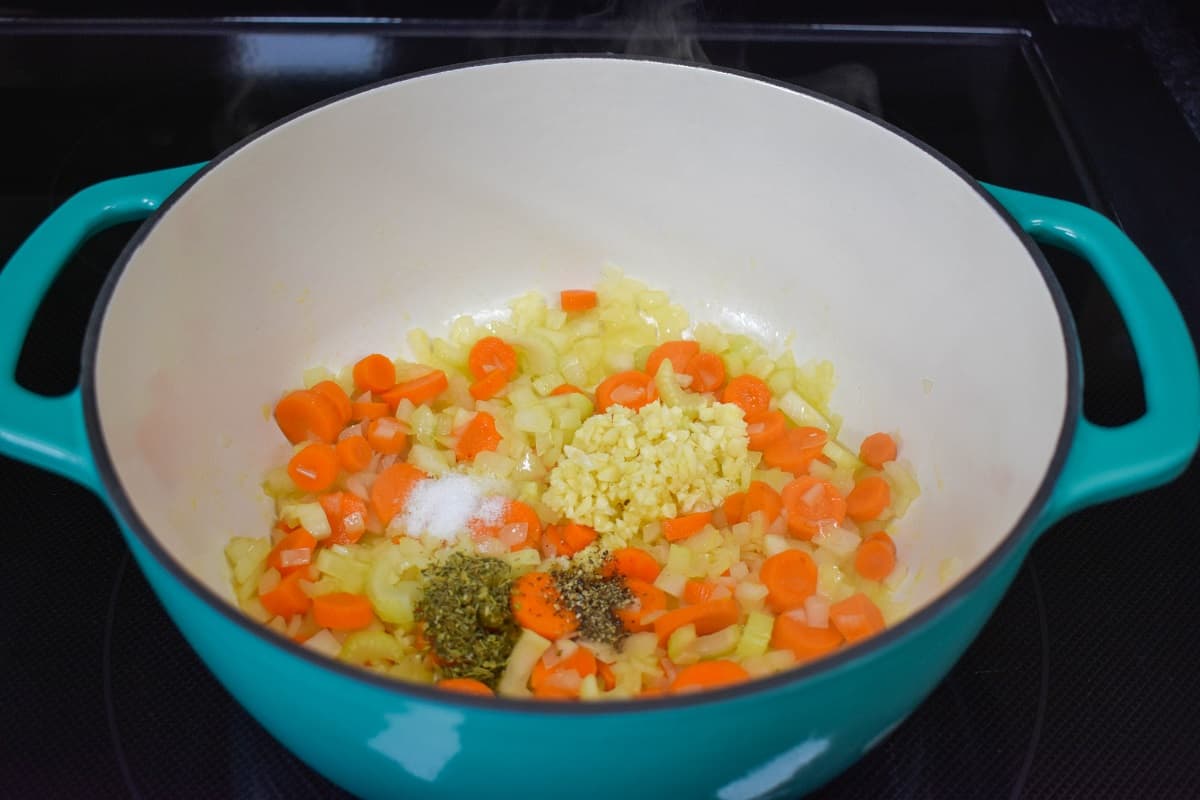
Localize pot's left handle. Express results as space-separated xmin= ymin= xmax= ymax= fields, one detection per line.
xmin=0 ymin=164 xmax=203 ymax=491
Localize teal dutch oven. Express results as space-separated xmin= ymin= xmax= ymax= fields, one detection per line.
xmin=1 ymin=57 xmax=1197 ymax=799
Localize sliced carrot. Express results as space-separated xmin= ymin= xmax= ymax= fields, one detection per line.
xmin=560 ymin=289 xmax=598 ymax=312
xmin=602 ymin=547 xmax=662 ymax=582
xmin=366 ymin=416 xmax=409 ymax=455
xmin=662 ymin=510 xmax=713 ymax=542
xmin=762 ymin=426 xmax=828 ymax=474
xmin=379 ymin=370 xmax=449 ymax=409
xmin=653 ymin=597 xmax=740 ymax=644
xmin=438 ymin=678 xmax=494 ymax=696
xmin=274 ymin=389 xmax=342 ymax=444
xmin=683 ymin=579 xmax=720 ymax=605
xmin=353 ymin=354 xmax=396 ymax=394
xmin=455 ymin=411 xmax=503 ymax=462
xmin=336 ymin=435 xmax=373 ymax=473
xmin=759 ymin=549 xmax=818 ymax=612
xmin=855 ymin=532 xmax=897 ymax=582
xmin=312 ymin=592 xmax=374 ymax=630
xmin=469 ymin=368 xmax=509 ymax=401
xmin=311 ymin=380 xmax=352 ymax=426
xmin=259 ymin=570 xmax=312 ymax=618
xmin=684 ymin=351 xmax=726 ymax=393
xmin=468 ymin=336 xmax=519 ymax=381
xmin=549 ymin=384 xmax=585 ymax=397
xmin=846 ymin=475 xmax=891 ymax=522
xmin=597 ymin=660 xmax=617 ymax=691
xmin=616 ymin=578 xmax=668 ymax=633
xmin=670 ymin=660 xmax=749 ymax=693
xmin=829 ymin=593 xmax=886 ymax=644
xmin=350 ymin=400 xmax=390 ymax=421
xmin=594 ymin=370 xmax=658 ymax=412
xmin=320 ymin=491 xmax=369 ymax=545
xmin=770 ymin=615 xmax=844 ymax=662
xmin=743 ymin=481 xmax=783 ymax=526
xmin=645 ymin=341 xmax=700 ymax=379
xmin=781 ymin=475 xmax=847 ymax=540
xmin=745 ymin=409 xmax=787 ymax=451
xmin=370 ymin=463 xmax=428 ymax=526
xmin=859 ymin=432 xmax=898 ymax=469
xmin=723 ymin=491 xmax=746 ymax=525
xmin=722 ymin=374 xmax=771 ymax=417
xmin=542 ymin=522 xmax=597 ymax=558
xmin=470 ymin=499 xmax=542 ymax=551
xmin=287 ymin=443 xmax=339 ymax=493
xmin=531 ymin=646 xmax=597 ymax=698
xmin=511 ymin=571 xmax=578 ymax=640
xmin=268 ymin=527 xmax=317 ymax=576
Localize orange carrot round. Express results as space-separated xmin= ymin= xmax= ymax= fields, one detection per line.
xmin=370 ymin=462 xmax=427 ymax=526
xmin=855 ymin=531 xmax=897 ymax=581
xmin=723 ymin=491 xmax=746 ymax=525
xmin=379 ymin=370 xmax=448 ymax=409
xmin=259 ymin=570 xmax=312 ymax=618
xmin=743 ymin=480 xmax=783 ymax=526
xmin=530 ymin=646 xmax=597 ymax=696
xmin=859 ymin=432 xmax=898 ymax=469
xmin=762 ymin=426 xmax=827 ymax=474
xmin=455 ymin=411 xmax=503 ymax=462
xmin=549 ymin=383 xmax=585 ymax=397
xmin=350 ymin=400 xmax=390 ymax=421
xmin=684 ymin=351 xmax=726 ymax=393
xmin=595 ymin=370 xmax=658 ymax=412
xmin=770 ymin=615 xmax=844 ymax=662
xmin=311 ymin=380 xmax=352 ymax=426
xmin=542 ymin=522 xmax=597 ymax=558
xmin=846 ymin=476 xmax=891 ymax=522
xmin=560 ymin=289 xmax=598 ymax=312
xmin=287 ymin=443 xmax=339 ymax=493
xmin=745 ymin=409 xmax=787 ymax=451
xmin=670 ymin=660 xmax=749 ymax=693
xmin=274 ymin=389 xmax=342 ymax=444
xmin=780 ymin=475 xmax=847 ymax=540
xmin=645 ymin=340 xmax=700 ymax=379
xmin=683 ymin=579 xmax=719 ymax=605
xmin=366 ymin=417 xmax=409 ymax=455
xmin=829 ymin=593 xmax=886 ymax=644
xmin=268 ymin=527 xmax=318 ymax=576
xmin=652 ymin=597 xmax=740 ymax=643
xmin=662 ymin=510 xmax=713 ymax=542
xmin=722 ymin=374 xmax=771 ymax=417
xmin=468 ymin=336 xmax=519 ymax=381
xmin=470 ymin=499 xmax=542 ymax=551
xmin=353 ymin=354 xmax=396 ymax=393
xmin=603 ymin=547 xmax=662 ymax=583
xmin=438 ymin=678 xmax=495 ymax=696
xmin=336 ymin=435 xmax=373 ymax=473
xmin=617 ymin=578 xmax=668 ymax=633
xmin=320 ymin=491 xmax=369 ymax=545
xmin=312 ymin=592 xmax=374 ymax=630
xmin=510 ymin=571 xmax=578 ymax=640
xmin=469 ymin=368 xmax=509 ymax=401
xmin=760 ymin=549 xmax=818 ymax=612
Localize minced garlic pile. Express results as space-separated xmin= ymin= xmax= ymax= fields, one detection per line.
xmin=543 ymin=399 xmax=752 ymax=545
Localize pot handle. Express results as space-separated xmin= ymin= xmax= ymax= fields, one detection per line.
xmin=0 ymin=163 xmax=203 ymax=491
xmin=984 ymin=184 xmax=1200 ymax=528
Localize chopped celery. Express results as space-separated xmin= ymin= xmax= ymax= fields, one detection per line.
xmin=667 ymin=623 xmax=698 ymax=663
xmin=280 ymin=501 xmax=331 ymax=539
xmin=694 ymin=624 xmax=741 ymax=659
xmin=316 ymin=548 xmax=369 ymax=594
xmin=498 ymin=628 xmax=551 ymax=698
xmin=736 ymin=612 xmax=775 ymax=659
xmin=338 ymin=631 xmax=407 ymax=665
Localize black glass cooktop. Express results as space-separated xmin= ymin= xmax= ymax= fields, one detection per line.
xmin=1 ymin=13 xmax=1198 ymax=800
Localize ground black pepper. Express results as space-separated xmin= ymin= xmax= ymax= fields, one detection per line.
xmin=552 ymin=551 xmax=634 ymax=646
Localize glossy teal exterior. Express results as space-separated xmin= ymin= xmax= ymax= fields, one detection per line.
xmin=0 ymin=164 xmax=1196 ymax=799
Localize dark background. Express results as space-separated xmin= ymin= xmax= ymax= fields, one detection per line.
xmin=1 ymin=2 xmax=1198 ymax=799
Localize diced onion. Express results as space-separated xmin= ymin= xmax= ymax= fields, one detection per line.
xmin=654 ymin=571 xmax=688 ymax=598
xmin=498 ymin=522 xmax=529 ymax=548
xmin=279 ymin=548 xmax=312 ymax=569
xmin=304 ymin=629 xmax=342 ymax=658
xmin=783 ymin=607 xmax=808 ymax=624
xmin=475 ymin=537 xmax=508 ymax=556
xmin=804 ymin=594 xmax=830 ymax=628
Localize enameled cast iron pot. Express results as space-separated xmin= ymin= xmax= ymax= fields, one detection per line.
xmin=1 ymin=57 xmax=1197 ymax=800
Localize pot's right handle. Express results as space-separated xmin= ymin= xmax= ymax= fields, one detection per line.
xmin=985 ymin=184 xmax=1200 ymax=528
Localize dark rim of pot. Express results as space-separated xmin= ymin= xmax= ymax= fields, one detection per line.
xmin=80 ymin=53 xmax=1080 ymax=715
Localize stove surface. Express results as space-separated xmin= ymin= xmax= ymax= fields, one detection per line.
xmin=1 ymin=16 xmax=1197 ymax=800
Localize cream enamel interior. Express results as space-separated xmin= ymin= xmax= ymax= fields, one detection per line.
xmin=92 ymin=58 xmax=1068 ymax=614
